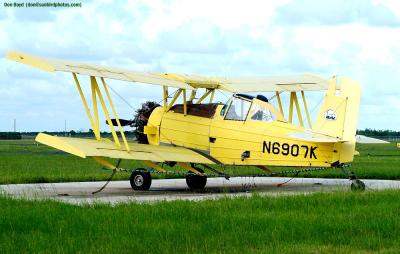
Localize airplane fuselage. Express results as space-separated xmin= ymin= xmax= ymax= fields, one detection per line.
xmin=145 ymin=102 xmax=354 ymax=167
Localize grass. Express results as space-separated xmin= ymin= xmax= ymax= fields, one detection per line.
xmin=1 ymin=140 xmax=400 ymax=253
xmin=0 ymin=140 xmax=399 ymax=184
xmin=1 ymin=190 xmax=400 ymax=253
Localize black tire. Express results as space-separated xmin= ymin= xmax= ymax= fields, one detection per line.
xmin=130 ymin=169 xmax=152 ymax=191
xmin=186 ymin=174 xmax=207 ymax=191
xmin=351 ymin=179 xmax=365 ymax=191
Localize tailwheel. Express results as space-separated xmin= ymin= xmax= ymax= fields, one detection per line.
xmin=186 ymin=173 xmax=207 ymax=191
xmin=351 ymin=179 xmax=365 ymax=191
xmin=130 ymin=169 xmax=152 ymax=191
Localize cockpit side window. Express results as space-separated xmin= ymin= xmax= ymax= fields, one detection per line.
xmin=225 ymin=96 xmax=251 ymax=121
xmin=220 ymin=98 xmax=231 ymax=116
xmin=249 ymin=103 xmax=276 ymax=122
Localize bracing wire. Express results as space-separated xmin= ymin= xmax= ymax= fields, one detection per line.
xmin=107 ymin=84 xmax=135 ymax=110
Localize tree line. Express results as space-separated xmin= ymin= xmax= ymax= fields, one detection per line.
xmin=0 ymin=128 xmax=399 ymax=140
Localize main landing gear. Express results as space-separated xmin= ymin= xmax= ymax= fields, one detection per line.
xmin=129 ymin=165 xmax=208 ymax=191
xmin=186 ymin=173 xmax=207 ymax=191
xmin=130 ymin=169 xmax=152 ymax=191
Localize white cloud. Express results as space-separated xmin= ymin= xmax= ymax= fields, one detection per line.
xmin=0 ymin=0 xmax=399 ymax=131
xmin=274 ymin=0 xmax=400 ymax=27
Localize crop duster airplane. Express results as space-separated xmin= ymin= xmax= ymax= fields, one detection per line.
xmin=6 ymin=51 xmax=366 ymax=192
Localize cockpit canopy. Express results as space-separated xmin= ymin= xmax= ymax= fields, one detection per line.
xmin=221 ymin=94 xmax=281 ymax=122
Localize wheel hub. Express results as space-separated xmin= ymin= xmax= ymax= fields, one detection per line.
xmin=134 ymin=175 xmax=144 ymax=186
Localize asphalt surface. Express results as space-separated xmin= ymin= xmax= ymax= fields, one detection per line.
xmin=1 ymin=177 xmax=400 ymax=205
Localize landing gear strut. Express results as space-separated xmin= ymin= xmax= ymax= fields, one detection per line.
xmin=130 ymin=169 xmax=152 ymax=190
xmin=339 ymin=165 xmax=365 ymax=191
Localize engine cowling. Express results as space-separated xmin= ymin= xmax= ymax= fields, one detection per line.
xmin=132 ymin=101 xmax=160 ymax=144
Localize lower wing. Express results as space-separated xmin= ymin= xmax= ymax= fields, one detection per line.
xmin=36 ymin=133 xmax=215 ymax=164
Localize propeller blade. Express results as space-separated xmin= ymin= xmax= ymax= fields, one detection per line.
xmin=107 ymin=119 xmax=133 ymax=126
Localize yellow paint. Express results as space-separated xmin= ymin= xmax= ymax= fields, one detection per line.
xmin=6 ymin=51 xmax=362 ymax=169
xmin=289 ymin=92 xmax=294 ymax=124
xmin=35 ymin=133 xmax=215 ymax=164
xmin=301 ymin=91 xmax=312 ymax=128
xmin=167 ymin=89 xmax=182 ymax=111
xmin=145 ymin=82 xmax=361 ymax=167
xmin=146 ymin=107 xmax=163 ymax=145
xmin=8 ymin=51 xmax=333 ymax=92
xmin=276 ymin=92 xmax=284 ymax=118
xmin=92 ymin=77 xmax=121 ymax=147
xmin=35 ymin=75 xmax=361 ymax=168
xmin=72 ymin=73 xmax=100 ymax=140
xmin=101 ymin=78 xmax=130 ymax=152
xmin=196 ymin=89 xmax=212 ymax=104
xmin=183 ymin=89 xmax=187 ymax=115
xmin=292 ymin=92 xmax=304 ymax=127
xmin=209 ymin=89 xmax=215 ymax=103
xmin=91 ymin=77 xmax=101 ymax=138
xmin=144 ymin=126 xmax=157 ymax=135
xmin=6 ymin=51 xmax=55 ymax=72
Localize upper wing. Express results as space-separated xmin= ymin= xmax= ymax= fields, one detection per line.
xmin=7 ymin=51 xmax=330 ymax=92
xmin=218 ymin=75 xmax=330 ymax=92
xmin=6 ymin=51 xmax=192 ymax=89
xmin=36 ymin=133 xmax=215 ymax=164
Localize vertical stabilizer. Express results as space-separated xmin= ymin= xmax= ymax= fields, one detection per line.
xmin=314 ymin=77 xmax=361 ymax=142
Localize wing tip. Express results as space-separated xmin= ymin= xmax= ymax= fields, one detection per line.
xmin=5 ymin=50 xmax=56 ymax=72
xmin=35 ymin=133 xmax=87 ymax=158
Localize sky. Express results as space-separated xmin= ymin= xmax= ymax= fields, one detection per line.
xmin=0 ymin=0 xmax=400 ymax=132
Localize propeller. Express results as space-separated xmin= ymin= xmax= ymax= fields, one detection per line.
xmin=107 ymin=119 xmax=134 ymax=127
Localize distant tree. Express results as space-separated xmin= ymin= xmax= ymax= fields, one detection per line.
xmin=357 ymin=129 xmax=400 ymax=137
xmin=0 ymin=132 xmax=21 ymax=140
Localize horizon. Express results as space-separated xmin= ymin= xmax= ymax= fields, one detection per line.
xmin=1 ymin=0 xmax=400 ymax=131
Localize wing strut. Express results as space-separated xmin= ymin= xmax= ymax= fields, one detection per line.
xmin=72 ymin=73 xmax=130 ymax=152
xmin=73 ymin=73 xmax=100 ymax=140
xmin=100 ymin=77 xmax=130 ymax=151
xmin=288 ymin=92 xmax=304 ymax=127
xmin=275 ymin=91 xmax=284 ymax=117
xmin=301 ymin=91 xmax=312 ymax=128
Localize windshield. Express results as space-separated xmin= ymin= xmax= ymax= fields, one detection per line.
xmin=225 ymin=96 xmax=251 ymax=121
xmin=248 ymin=103 xmax=276 ymax=122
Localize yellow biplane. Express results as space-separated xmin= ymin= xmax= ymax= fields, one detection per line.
xmin=6 ymin=51 xmax=365 ymax=191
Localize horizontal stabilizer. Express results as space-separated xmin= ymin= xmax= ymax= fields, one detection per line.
xmin=288 ymin=131 xmax=339 ymax=143
xmin=356 ymin=135 xmax=390 ymax=144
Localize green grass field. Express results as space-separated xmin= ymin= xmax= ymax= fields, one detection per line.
xmin=0 ymin=140 xmax=399 ymax=184
xmin=1 ymin=191 xmax=400 ymax=253
xmin=1 ymin=140 xmax=400 ymax=253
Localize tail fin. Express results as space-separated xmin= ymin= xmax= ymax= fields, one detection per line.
xmin=314 ymin=77 xmax=361 ymax=142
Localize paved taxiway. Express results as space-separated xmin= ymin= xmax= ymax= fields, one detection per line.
xmin=1 ymin=177 xmax=400 ymax=205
